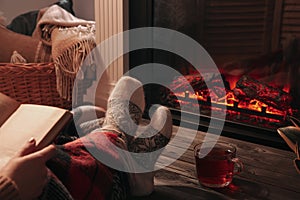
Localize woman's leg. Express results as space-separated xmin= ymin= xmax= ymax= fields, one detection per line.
xmin=100 ymin=76 xmax=173 ymax=196
xmin=72 ymin=105 xmax=106 ymax=129
xmin=47 ymin=76 xmax=172 ymax=199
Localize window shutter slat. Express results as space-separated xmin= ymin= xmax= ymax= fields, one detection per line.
xmin=280 ymin=0 xmax=300 ymax=47
xmin=201 ymin=0 xmax=275 ymax=64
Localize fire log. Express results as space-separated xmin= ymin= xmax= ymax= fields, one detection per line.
xmin=234 ymin=75 xmax=292 ymax=111
xmin=169 ymin=74 xmax=225 ymax=93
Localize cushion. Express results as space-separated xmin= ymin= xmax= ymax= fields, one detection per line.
xmin=0 ymin=24 xmax=51 ymax=62
xmin=6 ymin=10 xmax=39 ymax=36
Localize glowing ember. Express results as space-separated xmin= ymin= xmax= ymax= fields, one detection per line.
xmin=162 ymin=73 xmax=297 ymax=128
xmin=174 ymin=90 xmax=288 ymax=117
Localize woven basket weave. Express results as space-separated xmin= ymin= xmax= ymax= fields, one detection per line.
xmin=0 ymin=63 xmax=72 ymax=109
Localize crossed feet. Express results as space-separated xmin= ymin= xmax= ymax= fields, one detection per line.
xmin=72 ymin=76 xmax=173 ymax=196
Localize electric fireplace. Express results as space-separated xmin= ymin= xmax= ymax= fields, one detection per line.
xmin=151 ymin=49 xmax=299 ymax=150
xmin=161 ymin=61 xmax=298 ymax=130
xmin=129 ymin=0 xmax=300 ymax=149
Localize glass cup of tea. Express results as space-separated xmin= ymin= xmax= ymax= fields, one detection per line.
xmin=194 ymin=141 xmax=243 ymax=188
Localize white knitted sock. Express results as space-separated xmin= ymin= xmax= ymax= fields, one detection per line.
xmin=128 ymin=106 xmax=172 ymax=196
xmin=102 ymin=76 xmax=145 ymax=143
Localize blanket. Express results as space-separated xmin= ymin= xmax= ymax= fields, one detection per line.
xmin=33 ymin=5 xmax=96 ymax=102
xmin=47 ymin=131 xmax=130 ymax=200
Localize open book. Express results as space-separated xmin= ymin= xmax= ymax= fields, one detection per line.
xmin=0 ymin=93 xmax=73 ymax=168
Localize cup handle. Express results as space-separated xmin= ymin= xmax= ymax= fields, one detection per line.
xmin=231 ymin=157 xmax=243 ymax=175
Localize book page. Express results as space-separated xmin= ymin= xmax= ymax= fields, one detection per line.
xmin=0 ymin=104 xmax=69 ymax=168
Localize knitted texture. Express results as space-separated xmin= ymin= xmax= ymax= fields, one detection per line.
xmin=39 ymin=174 xmax=74 ymax=200
xmin=33 ymin=5 xmax=95 ymax=46
xmin=51 ymin=25 xmax=96 ymax=101
xmin=0 ymin=175 xmax=21 ymax=200
xmin=33 ymin=5 xmax=96 ymax=101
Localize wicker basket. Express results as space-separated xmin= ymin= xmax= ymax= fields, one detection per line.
xmin=0 ymin=63 xmax=72 ymax=109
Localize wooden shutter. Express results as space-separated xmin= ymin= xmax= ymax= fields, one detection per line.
xmin=279 ymin=0 xmax=300 ymax=48
xmin=197 ymin=0 xmax=275 ymax=64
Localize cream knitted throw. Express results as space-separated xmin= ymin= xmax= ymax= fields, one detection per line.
xmin=33 ymin=5 xmax=96 ymax=102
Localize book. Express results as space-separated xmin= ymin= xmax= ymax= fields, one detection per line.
xmin=0 ymin=93 xmax=73 ymax=168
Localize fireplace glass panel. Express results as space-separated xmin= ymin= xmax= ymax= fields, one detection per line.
xmin=128 ymin=0 xmax=300 ymax=149
xmin=149 ymin=0 xmax=300 ymax=131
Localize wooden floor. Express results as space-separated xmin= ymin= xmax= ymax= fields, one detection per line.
xmin=131 ymin=125 xmax=300 ymax=200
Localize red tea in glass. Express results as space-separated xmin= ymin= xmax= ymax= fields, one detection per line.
xmin=194 ymin=141 xmax=243 ymax=188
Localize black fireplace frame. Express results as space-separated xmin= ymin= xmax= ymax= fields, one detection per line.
xmin=128 ymin=0 xmax=292 ymax=151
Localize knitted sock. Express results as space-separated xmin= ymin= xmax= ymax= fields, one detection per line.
xmin=102 ymin=76 xmax=145 ymax=144
xmin=72 ymin=105 xmax=106 ymax=125
xmin=79 ymin=118 xmax=105 ymax=135
xmin=128 ymin=106 xmax=172 ymax=196
xmin=72 ymin=105 xmax=106 ymax=135
xmin=129 ymin=106 xmax=172 ymax=154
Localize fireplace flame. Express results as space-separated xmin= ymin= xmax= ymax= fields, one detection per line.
xmin=164 ymin=71 xmax=298 ymax=128
xmin=176 ymin=90 xmax=287 ymax=117
xmin=282 ymin=84 xmax=290 ymax=93
xmin=226 ymin=75 xmax=241 ymax=90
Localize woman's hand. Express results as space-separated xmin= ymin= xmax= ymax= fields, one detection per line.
xmin=1 ymin=139 xmax=57 ymax=200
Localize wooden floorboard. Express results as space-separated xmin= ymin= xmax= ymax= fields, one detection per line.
xmin=133 ymin=126 xmax=300 ymax=200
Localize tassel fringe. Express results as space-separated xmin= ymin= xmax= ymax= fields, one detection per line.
xmin=10 ymin=51 xmax=27 ymax=63
xmin=54 ymin=38 xmax=96 ymax=104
